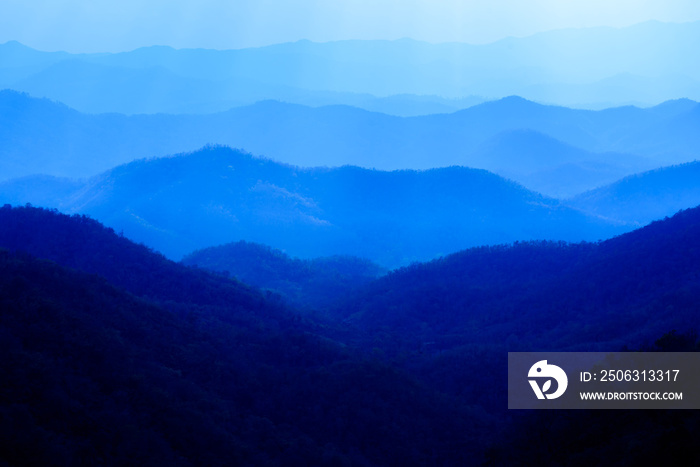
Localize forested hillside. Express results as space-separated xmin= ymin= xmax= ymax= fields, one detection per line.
xmin=319 ymin=206 xmax=700 ymax=418
xmin=330 ymin=205 xmax=700 ymax=354
xmin=2 ymin=199 xmax=700 ymax=465
xmin=0 ymin=146 xmax=624 ymax=265
xmin=182 ymin=241 xmax=385 ymax=310
xmin=0 ymin=205 xmax=491 ymax=465
xmin=5 ymin=7 xmax=700 ymax=467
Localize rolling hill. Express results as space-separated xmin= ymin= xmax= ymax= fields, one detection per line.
xmin=568 ymin=160 xmax=700 ymax=225
xmin=4 ymin=22 xmax=700 ymax=111
xmin=466 ymin=129 xmax=655 ymax=197
xmin=2 ymin=90 xmax=696 ymax=198
xmin=182 ymin=241 xmax=386 ymax=310
xmin=326 ymin=204 xmax=700 ymax=359
xmin=2 ymin=198 xmax=700 ymax=465
xmin=314 ymin=204 xmax=700 ymax=431
xmin=0 ymin=146 xmax=625 ymax=266
xmin=0 ymin=205 xmax=490 ymax=465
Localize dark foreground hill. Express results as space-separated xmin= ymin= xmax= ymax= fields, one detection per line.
xmin=0 ymin=205 xmax=490 ymax=465
xmin=2 ymin=205 xmax=700 ymax=464
xmin=0 ymin=146 xmax=624 ymax=266
xmin=309 ymin=205 xmax=700 ymax=466
xmin=330 ymin=205 xmax=700 ymax=356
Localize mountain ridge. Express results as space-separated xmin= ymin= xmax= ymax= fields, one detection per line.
xmin=2 ymin=90 xmax=693 ymax=196
xmin=4 ymin=20 xmax=700 ymax=111
xmin=568 ymin=160 xmax=700 ymax=225
xmin=0 ymin=204 xmax=489 ymax=465
xmin=0 ymin=146 xmax=626 ymax=266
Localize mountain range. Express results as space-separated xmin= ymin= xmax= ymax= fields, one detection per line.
xmin=182 ymin=241 xmax=385 ymax=310
xmin=2 ymin=90 xmax=698 ymax=198
xmin=319 ymin=205 xmax=700 ymax=429
xmin=3 ymin=17 xmax=700 ymax=467
xmin=0 ymin=205 xmax=489 ymax=465
xmin=2 ymin=200 xmax=700 ymax=464
xmin=0 ymin=146 xmax=625 ymax=266
xmin=3 ymin=21 xmax=700 ymax=112
xmin=568 ymin=161 xmax=700 ymax=225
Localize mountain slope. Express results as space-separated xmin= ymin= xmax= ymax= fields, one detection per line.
xmin=568 ymin=161 xmax=700 ymax=225
xmin=0 ymin=205 xmax=490 ymax=465
xmin=315 ymin=205 xmax=700 ymax=423
xmin=0 ymin=90 xmax=206 ymax=180
xmin=3 ymin=90 xmax=694 ymax=198
xmin=329 ymin=204 xmax=700 ymax=356
xmin=0 ymin=146 xmax=625 ymax=266
xmin=182 ymin=241 xmax=386 ymax=310
xmin=4 ymin=22 xmax=700 ymax=110
xmin=465 ymin=129 xmax=655 ymax=197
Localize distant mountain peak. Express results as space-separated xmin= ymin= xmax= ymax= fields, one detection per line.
xmin=1 ymin=40 xmax=26 ymax=48
xmin=455 ymin=95 xmax=553 ymax=120
xmin=478 ymin=95 xmax=547 ymax=111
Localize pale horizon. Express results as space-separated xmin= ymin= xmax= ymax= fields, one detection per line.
xmin=3 ymin=0 xmax=700 ymax=53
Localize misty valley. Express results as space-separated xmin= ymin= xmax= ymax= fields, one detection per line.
xmin=2 ymin=23 xmax=700 ymax=466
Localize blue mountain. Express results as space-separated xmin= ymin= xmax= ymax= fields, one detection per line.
xmin=0 ymin=146 xmax=625 ymax=266
xmin=568 ymin=161 xmax=700 ymax=225
xmin=2 ymin=90 xmax=692 ymax=199
xmin=3 ymin=21 xmax=700 ymax=110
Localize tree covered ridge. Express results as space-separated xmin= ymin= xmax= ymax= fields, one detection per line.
xmin=1 ymin=145 xmax=624 ymax=263
xmin=2 ymin=204 xmax=700 ymax=465
xmin=0 ymin=205 xmax=492 ymax=466
xmin=182 ymin=240 xmax=385 ymax=311
xmin=329 ymin=206 xmax=700 ymax=355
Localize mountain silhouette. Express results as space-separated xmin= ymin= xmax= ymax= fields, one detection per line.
xmin=3 ymin=22 xmax=700 ymax=110
xmin=0 ymin=205 xmax=487 ymax=465
xmin=182 ymin=240 xmax=385 ymax=310
xmin=465 ymin=129 xmax=655 ymax=197
xmin=568 ymin=160 xmax=700 ymax=225
xmin=0 ymin=146 xmax=625 ymax=266
xmin=2 ymin=90 xmax=695 ymax=199
xmin=327 ymin=204 xmax=700 ymax=362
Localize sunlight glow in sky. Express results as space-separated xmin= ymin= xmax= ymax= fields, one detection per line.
xmin=2 ymin=0 xmax=700 ymax=52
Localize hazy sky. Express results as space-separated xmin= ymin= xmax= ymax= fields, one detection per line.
xmin=2 ymin=0 xmax=700 ymax=52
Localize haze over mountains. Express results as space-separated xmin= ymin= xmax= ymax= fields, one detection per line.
xmin=3 ymin=21 xmax=700 ymax=112
xmin=182 ymin=241 xmax=386 ymax=310
xmin=3 ymin=15 xmax=700 ymax=465
xmin=0 ymin=205 xmax=489 ymax=465
xmin=0 ymin=146 xmax=625 ymax=266
xmin=2 ymin=90 xmax=698 ymax=197
xmin=569 ymin=161 xmax=700 ymax=226
xmin=3 ymin=203 xmax=700 ymax=464
xmin=3 ymin=87 xmax=700 ymax=264
xmin=8 ymin=143 xmax=700 ymax=267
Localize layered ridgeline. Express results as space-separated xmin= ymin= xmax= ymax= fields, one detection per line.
xmin=383 ymin=206 xmax=700 ymax=466
xmin=319 ymin=206 xmax=700 ymax=427
xmin=3 ymin=21 xmax=700 ymax=112
xmin=329 ymin=205 xmax=700 ymax=352
xmin=183 ymin=241 xmax=386 ymax=310
xmin=568 ymin=161 xmax=700 ymax=226
xmin=0 ymin=146 xmax=624 ymax=266
xmin=2 ymin=91 xmax=699 ymax=196
xmin=2 ymin=204 xmax=700 ymax=464
xmin=176 ymin=204 xmax=700 ymax=361
xmin=0 ymin=205 xmax=490 ymax=466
